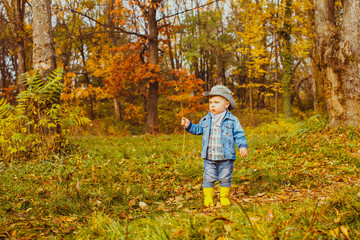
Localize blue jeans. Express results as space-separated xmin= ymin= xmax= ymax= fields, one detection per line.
xmin=203 ymin=159 xmax=235 ymax=188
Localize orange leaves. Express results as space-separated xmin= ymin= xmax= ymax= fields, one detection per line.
xmin=166 ymin=68 xmax=206 ymax=117
xmin=105 ymin=41 xmax=153 ymax=96
xmin=265 ymin=207 xmax=274 ymax=222
xmin=61 ymin=71 xmax=111 ymax=103
xmin=123 ymin=103 xmax=144 ymax=125
xmin=0 ymin=86 xmax=16 ymax=100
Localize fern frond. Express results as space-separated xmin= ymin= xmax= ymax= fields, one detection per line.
xmin=74 ymin=116 xmax=91 ymax=127
xmin=16 ymin=68 xmax=65 ymax=115
xmin=0 ymin=98 xmax=12 ymax=119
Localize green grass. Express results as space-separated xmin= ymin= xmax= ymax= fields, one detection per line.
xmin=1 ymin=115 xmax=360 ymax=239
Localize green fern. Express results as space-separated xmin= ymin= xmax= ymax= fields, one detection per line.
xmin=17 ymin=68 xmax=64 ymax=116
xmin=0 ymin=98 xmax=13 ymax=119
xmin=1 ymin=68 xmax=91 ymax=161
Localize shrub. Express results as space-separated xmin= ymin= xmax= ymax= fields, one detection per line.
xmin=0 ymin=69 xmax=90 ymax=162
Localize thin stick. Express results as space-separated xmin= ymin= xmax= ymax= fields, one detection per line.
xmin=177 ymin=84 xmax=186 ymax=155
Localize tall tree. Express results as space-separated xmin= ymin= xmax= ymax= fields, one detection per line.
xmin=281 ymin=0 xmax=293 ymax=118
xmin=10 ymin=0 xmax=26 ymax=91
xmin=32 ymin=0 xmax=56 ymax=78
xmin=314 ymin=0 xmax=360 ymax=127
xmin=145 ymin=0 xmax=160 ymax=134
xmin=2 ymin=0 xmax=29 ymax=93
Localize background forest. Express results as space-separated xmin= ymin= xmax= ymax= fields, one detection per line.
xmin=1 ymin=0 xmax=321 ymax=135
xmin=1 ymin=0 xmax=360 ymax=239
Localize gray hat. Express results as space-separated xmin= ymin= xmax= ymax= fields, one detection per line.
xmin=203 ymin=85 xmax=236 ymax=110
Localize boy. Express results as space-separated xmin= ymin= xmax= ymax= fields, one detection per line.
xmin=181 ymin=85 xmax=248 ymax=207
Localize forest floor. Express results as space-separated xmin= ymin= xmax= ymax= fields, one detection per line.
xmin=1 ymin=115 xmax=360 ymax=239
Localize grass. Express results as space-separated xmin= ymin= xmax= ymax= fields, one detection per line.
xmin=1 ymin=115 xmax=360 ymax=239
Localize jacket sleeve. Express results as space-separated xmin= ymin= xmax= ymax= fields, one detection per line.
xmin=233 ymin=118 xmax=247 ymax=149
xmin=185 ymin=121 xmax=204 ymax=135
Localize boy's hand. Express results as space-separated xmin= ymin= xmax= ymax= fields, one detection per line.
xmin=181 ymin=117 xmax=190 ymax=128
xmin=239 ymin=147 xmax=248 ymax=158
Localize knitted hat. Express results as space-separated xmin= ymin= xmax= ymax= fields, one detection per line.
xmin=203 ymin=85 xmax=236 ymax=110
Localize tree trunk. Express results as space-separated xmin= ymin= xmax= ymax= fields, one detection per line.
xmin=281 ymin=0 xmax=293 ymax=118
xmin=0 ymin=42 xmax=9 ymax=90
xmin=249 ymin=84 xmax=253 ymax=111
xmin=14 ymin=0 xmax=26 ymax=92
xmin=106 ymin=0 xmax=123 ymax=122
xmin=114 ymin=96 xmax=122 ymax=121
xmin=315 ymin=0 xmax=360 ymax=127
xmin=274 ymin=31 xmax=279 ymax=115
xmin=145 ymin=1 xmax=160 ymax=134
xmin=32 ymin=0 xmax=56 ymax=78
xmin=215 ymin=54 xmax=225 ymax=85
xmin=84 ymin=73 xmax=95 ymax=120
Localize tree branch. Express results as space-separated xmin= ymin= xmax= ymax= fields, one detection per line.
xmin=158 ymin=0 xmax=220 ymax=22
xmin=69 ymin=8 xmax=148 ymax=39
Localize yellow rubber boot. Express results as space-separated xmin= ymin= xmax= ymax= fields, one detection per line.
xmin=220 ymin=187 xmax=231 ymax=206
xmin=203 ymin=187 xmax=214 ymax=207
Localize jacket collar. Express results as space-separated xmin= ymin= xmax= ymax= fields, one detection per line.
xmin=204 ymin=110 xmax=233 ymax=120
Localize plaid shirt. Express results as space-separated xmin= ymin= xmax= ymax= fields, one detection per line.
xmin=208 ymin=123 xmax=223 ymax=160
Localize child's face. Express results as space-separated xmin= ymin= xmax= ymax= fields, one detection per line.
xmin=209 ymin=96 xmax=230 ymax=115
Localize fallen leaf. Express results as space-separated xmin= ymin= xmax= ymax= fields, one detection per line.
xmin=128 ymin=199 xmax=136 ymax=207
xmin=329 ymin=227 xmax=340 ymax=238
xmin=76 ymin=180 xmax=81 ymax=191
xmin=265 ymin=207 xmax=274 ymax=222
xmin=224 ymin=223 xmax=232 ymax=233
xmin=155 ymin=202 xmax=166 ymax=211
xmin=340 ymin=225 xmax=350 ymax=239
xmin=249 ymin=216 xmax=261 ymax=222
xmin=139 ymin=202 xmax=148 ymax=210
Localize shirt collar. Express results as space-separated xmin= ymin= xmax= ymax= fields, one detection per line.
xmin=211 ymin=110 xmax=227 ymax=127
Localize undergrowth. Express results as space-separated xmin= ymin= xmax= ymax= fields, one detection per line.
xmin=0 ymin=69 xmax=90 ymax=162
xmin=1 ymin=115 xmax=359 ymax=239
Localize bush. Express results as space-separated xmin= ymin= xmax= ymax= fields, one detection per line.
xmin=0 ymin=69 xmax=90 ymax=162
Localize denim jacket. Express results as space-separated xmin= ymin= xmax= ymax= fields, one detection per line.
xmin=185 ymin=111 xmax=247 ymax=160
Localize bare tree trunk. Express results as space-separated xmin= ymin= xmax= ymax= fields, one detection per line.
xmin=281 ymin=0 xmax=293 ymax=118
xmin=5 ymin=0 xmax=27 ymax=91
xmin=0 ymin=42 xmax=9 ymax=90
xmin=32 ymin=0 xmax=56 ymax=78
xmin=315 ymin=0 xmax=360 ymax=127
xmin=14 ymin=0 xmax=26 ymax=92
xmin=249 ymin=84 xmax=253 ymax=112
xmin=215 ymin=55 xmax=224 ymax=85
xmin=114 ymin=96 xmax=122 ymax=121
xmin=274 ymin=31 xmax=279 ymax=115
xmin=311 ymin=50 xmax=324 ymax=112
xmin=145 ymin=1 xmax=160 ymax=134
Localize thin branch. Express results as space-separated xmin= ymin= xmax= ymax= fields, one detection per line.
xmin=158 ymin=23 xmax=171 ymax=30
xmin=158 ymin=0 xmax=220 ymax=22
xmin=69 ymin=8 xmax=148 ymax=39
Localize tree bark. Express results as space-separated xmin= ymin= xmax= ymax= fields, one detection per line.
xmin=315 ymin=0 xmax=360 ymax=127
xmin=14 ymin=0 xmax=26 ymax=92
xmin=32 ymin=0 xmax=56 ymax=78
xmin=281 ymin=0 xmax=293 ymax=118
xmin=274 ymin=31 xmax=279 ymax=115
xmin=145 ymin=0 xmax=160 ymax=134
xmin=114 ymin=96 xmax=122 ymax=121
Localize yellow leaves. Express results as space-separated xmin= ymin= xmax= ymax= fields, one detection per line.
xmin=330 ymin=226 xmax=351 ymax=239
